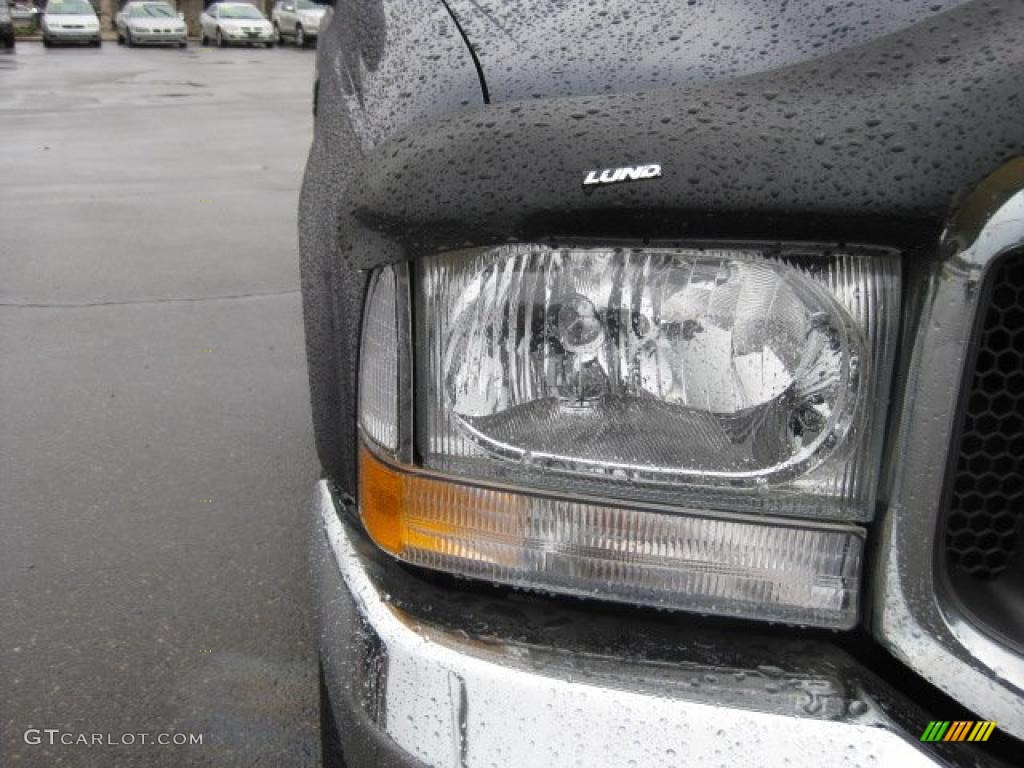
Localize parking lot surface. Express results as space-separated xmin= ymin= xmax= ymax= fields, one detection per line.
xmin=0 ymin=43 xmax=320 ymax=766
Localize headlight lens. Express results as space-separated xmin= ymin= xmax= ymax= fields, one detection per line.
xmin=418 ymin=245 xmax=899 ymax=521
xmin=357 ymin=244 xmax=898 ymax=628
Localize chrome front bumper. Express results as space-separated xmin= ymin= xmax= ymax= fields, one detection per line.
xmin=312 ymin=480 xmax=1003 ymax=768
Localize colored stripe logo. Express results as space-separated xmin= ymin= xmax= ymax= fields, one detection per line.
xmin=920 ymin=721 xmax=997 ymax=742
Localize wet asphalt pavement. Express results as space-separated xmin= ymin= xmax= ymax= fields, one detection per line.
xmin=0 ymin=42 xmax=320 ymax=766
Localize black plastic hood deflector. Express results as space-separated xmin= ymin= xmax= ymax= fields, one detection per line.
xmin=338 ymin=0 xmax=1023 ymax=268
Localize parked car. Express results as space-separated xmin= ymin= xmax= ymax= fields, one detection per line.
xmin=9 ymin=2 xmax=39 ymax=32
xmin=199 ymin=1 xmax=272 ymax=48
xmin=115 ymin=1 xmax=186 ymax=48
xmin=270 ymin=0 xmax=324 ymax=48
xmin=41 ymin=0 xmax=100 ymax=47
xmin=301 ymin=1 xmax=1024 ymax=767
xmin=0 ymin=0 xmax=15 ymax=49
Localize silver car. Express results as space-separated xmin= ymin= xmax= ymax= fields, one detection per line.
xmin=115 ymin=1 xmax=186 ymax=48
xmin=41 ymin=0 xmax=100 ymax=46
xmin=270 ymin=0 xmax=326 ymax=48
xmin=10 ymin=2 xmax=41 ymax=31
xmin=199 ymin=2 xmax=273 ymax=48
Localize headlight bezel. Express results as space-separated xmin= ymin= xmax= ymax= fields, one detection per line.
xmin=355 ymin=240 xmax=899 ymax=629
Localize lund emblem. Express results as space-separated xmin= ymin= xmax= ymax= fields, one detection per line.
xmin=583 ymin=163 xmax=662 ymax=187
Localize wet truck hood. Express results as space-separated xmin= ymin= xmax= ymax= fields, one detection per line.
xmin=343 ymin=0 xmax=1023 ymax=259
xmin=443 ymin=0 xmax=974 ymax=102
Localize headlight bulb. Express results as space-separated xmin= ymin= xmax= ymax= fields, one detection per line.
xmin=556 ymin=293 xmax=603 ymax=352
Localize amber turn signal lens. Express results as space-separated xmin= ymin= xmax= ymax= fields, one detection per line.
xmin=359 ymin=443 xmax=528 ymax=566
xmin=357 ymin=440 xmax=864 ymax=628
xmin=359 ymin=443 xmax=404 ymax=553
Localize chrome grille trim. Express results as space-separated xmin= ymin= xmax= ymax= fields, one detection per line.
xmin=872 ymin=158 xmax=1024 ymax=740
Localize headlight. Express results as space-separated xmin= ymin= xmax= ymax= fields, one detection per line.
xmin=419 ymin=245 xmax=898 ymax=520
xmin=357 ymin=245 xmax=899 ymax=628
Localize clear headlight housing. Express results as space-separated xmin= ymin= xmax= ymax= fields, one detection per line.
xmin=419 ymin=245 xmax=898 ymax=521
xmin=358 ymin=244 xmax=899 ymax=628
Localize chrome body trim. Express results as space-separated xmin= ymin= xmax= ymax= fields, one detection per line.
xmin=312 ymin=479 xmax=998 ymax=768
xmin=872 ymin=159 xmax=1024 ymax=740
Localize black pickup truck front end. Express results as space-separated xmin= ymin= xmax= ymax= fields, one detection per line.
xmin=300 ymin=2 xmax=1024 ymax=765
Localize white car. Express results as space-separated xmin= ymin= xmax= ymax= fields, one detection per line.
xmin=41 ymin=0 xmax=101 ymax=47
xmin=115 ymin=1 xmax=186 ymax=48
xmin=199 ymin=2 xmax=273 ymax=48
xmin=271 ymin=0 xmax=326 ymax=48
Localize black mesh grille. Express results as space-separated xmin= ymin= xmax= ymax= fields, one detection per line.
xmin=946 ymin=251 xmax=1024 ymax=580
